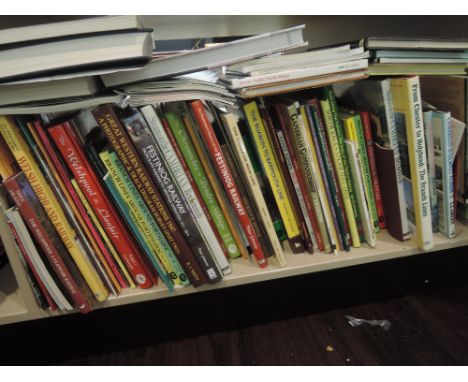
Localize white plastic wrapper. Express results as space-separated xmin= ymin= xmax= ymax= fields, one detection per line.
xmin=345 ymin=315 xmax=392 ymax=331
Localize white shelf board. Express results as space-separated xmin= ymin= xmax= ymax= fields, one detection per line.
xmin=1 ymin=222 xmax=468 ymax=325
xmin=101 ymin=221 xmax=468 ymax=309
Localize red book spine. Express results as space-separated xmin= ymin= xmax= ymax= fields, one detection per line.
xmin=190 ymin=100 xmax=267 ymax=267
xmin=32 ymin=121 xmax=127 ymax=289
xmin=4 ymin=174 xmax=92 ymax=313
xmin=360 ymin=111 xmax=386 ymax=229
xmin=273 ymin=104 xmax=325 ymax=251
xmin=48 ymin=122 xmax=154 ymax=289
xmin=6 ymin=218 xmax=57 ymax=310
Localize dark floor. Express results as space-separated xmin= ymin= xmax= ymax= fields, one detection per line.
xmin=2 ymin=246 xmax=468 ymax=365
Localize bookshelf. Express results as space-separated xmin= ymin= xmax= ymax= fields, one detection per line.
xmin=1 ymin=15 xmax=468 ymax=326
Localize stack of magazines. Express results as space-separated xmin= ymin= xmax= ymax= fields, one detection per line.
xmin=218 ymin=44 xmax=369 ymax=98
xmin=362 ymin=36 xmax=468 ymax=75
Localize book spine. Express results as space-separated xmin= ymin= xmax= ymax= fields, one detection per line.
xmin=70 ymin=178 xmax=136 ymax=290
xmin=244 ymin=100 xmax=304 ymax=253
xmin=19 ymin=119 xmax=121 ymax=295
xmin=220 ymin=139 xmax=273 ymax=259
xmin=141 ymin=106 xmax=241 ymax=261
xmin=361 ymin=111 xmax=386 ymax=230
xmin=155 ymin=111 xmax=229 ymax=278
xmin=287 ymin=104 xmax=331 ymax=253
xmin=259 ymin=104 xmax=313 ymax=253
xmin=391 ymin=77 xmax=433 ymax=250
xmin=351 ymin=114 xmax=380 ymax=233
xmin=273 ymin=104 xmax=322 ymax=251
xmin=298 ymin=105 xmax=339 ymax=254
xmin=0 ymin=116 xmax=109 ymax=302
xmin=381 ymin=79 xmax=410 ymax=238
xmin=178 ymin=110 xmax=250 ymax=261
xmin=190 ymin=100 xmax=267 ymax=268
xmin=5 ymin=209 xmax=58 ymax=310
xmin=32 ymin=121 xmax=131 ymax=289
xmin=4 ymin=173 xmax=92 ymax=313
xmin=221 ymin=112 xmax=287 ymax=266
xmin=98 ymin=152 xmax=179 ymax=289
xmin=423 ymin=110 xmax=439 ymax=233
xmin=307 ymin=100 xmax=351 ymax=251
xmin=433 ymin=112 xmax=455 ymax=238
xmin=320 ymin=93 xmax=361 ymax=248
xmin=120 ymin=110 xmax=222 ymax=283
xmin=48 ymin=122 xmax=154 ymax=289
xmin=344 ymin=140 xmax=376 ymax=248
xmin=93 ymin=104 xmax=207 ymax=287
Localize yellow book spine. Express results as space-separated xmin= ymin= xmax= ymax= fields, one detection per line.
xmin=0 ymin=116 xmax=109 ymax=301
xmin=320 ymin=101 xmax=361 ymax=247
xmin=99 ymin=150 xmax=184 ymax=286
xmin=300 ymin=106 xmax=340 ymax=252
xmin=244 ymin=101 xmax=301 ymax=242
xmin=70 ymin=179 xmax=136 ymax=289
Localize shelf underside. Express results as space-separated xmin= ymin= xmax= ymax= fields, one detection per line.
xmin=1 ymin=222 xmax=468 ymax=325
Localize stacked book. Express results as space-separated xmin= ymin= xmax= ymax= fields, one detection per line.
xmin=218 ymin=44 xmax=369 ymax=98
xmin=362 ymin=37 xmax=468 ymax=75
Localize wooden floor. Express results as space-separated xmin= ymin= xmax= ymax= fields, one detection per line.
xmin=2 ymin=246 xmax=468 ymax=365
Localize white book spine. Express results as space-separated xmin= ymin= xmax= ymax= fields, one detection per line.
xmin=344 ymin=141 xmax=376 ymax=248
xmin=141 ymin=105 xmax=232 ymax=275
xmin=381 ymin=79 xmax=411 ymax=239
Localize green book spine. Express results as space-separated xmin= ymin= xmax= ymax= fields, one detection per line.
xmin=324 ymin=86 xmax=363 ymax=241
xmin=162 ymin=109 xmax=241 ymax=260
xmin=352 ymin=114 xmax=380 ymax=233
xmin=101 ymin=150 xmax=190 ymax=287
xmin=102 ymin=173 xmax=175 ymax=292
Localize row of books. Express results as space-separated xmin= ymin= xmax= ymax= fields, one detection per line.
xmin=0 ymin=73 xmax=465 ymax=313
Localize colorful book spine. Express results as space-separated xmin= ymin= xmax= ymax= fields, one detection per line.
xmin=298 ymin=104 xmax=339 ymax=254
xmin=190 ymin=100 xmax=267 ymax=268
xmin=18 ymin=118 xmax=121 ymax=295
xmin=243 ymin=100 xmax=304 ymax=253
xmin=319 ymin=97 xmax=361 ymax=248
xmin=432 ymin=111 xmax=455 ymax=238
xmin=287 ymin=103 xmax=331 ymax=253
xmin=220 ymin=112 xmax=287 ymax=266
xmin=360 ymin=111 xmax=386 ymax=230
xmin=342 ymin=113 xmax=380 ymax=233
xmin=305 ymin=101 xmax=350 ymax=252
xmin=0 ymin=116 xmax=109 ymax=302
xmin=31 ymin=120 xmax=132 ymax=289
xmin=48 ymin=122 xmax=154 ymax=288
xmin=130 ymin=110 xmax=226 ymax=281
xmin=5 ymin=172 xmax=93 ymax=313
xmin=273 ymin=104 xmax=323 ymax=251
xmin=140 ymin=105 xmax=241 ymax=261
xmin=99 ymin=151 xmax=180 ymax=288
xmin=177 ymin=110 xmax=250 ymax=261
xmin=101 ymin=173 xmax=173 ymax=290
xmin=259 ymin=103 xmax=312 ymax=253
xmin=390 ymin=76 xmax=433 ymax=250
xmin=344 ymin=140 xmax=376 ymax=247
xmin=93 ymin=104 xmax=207 ymax=287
